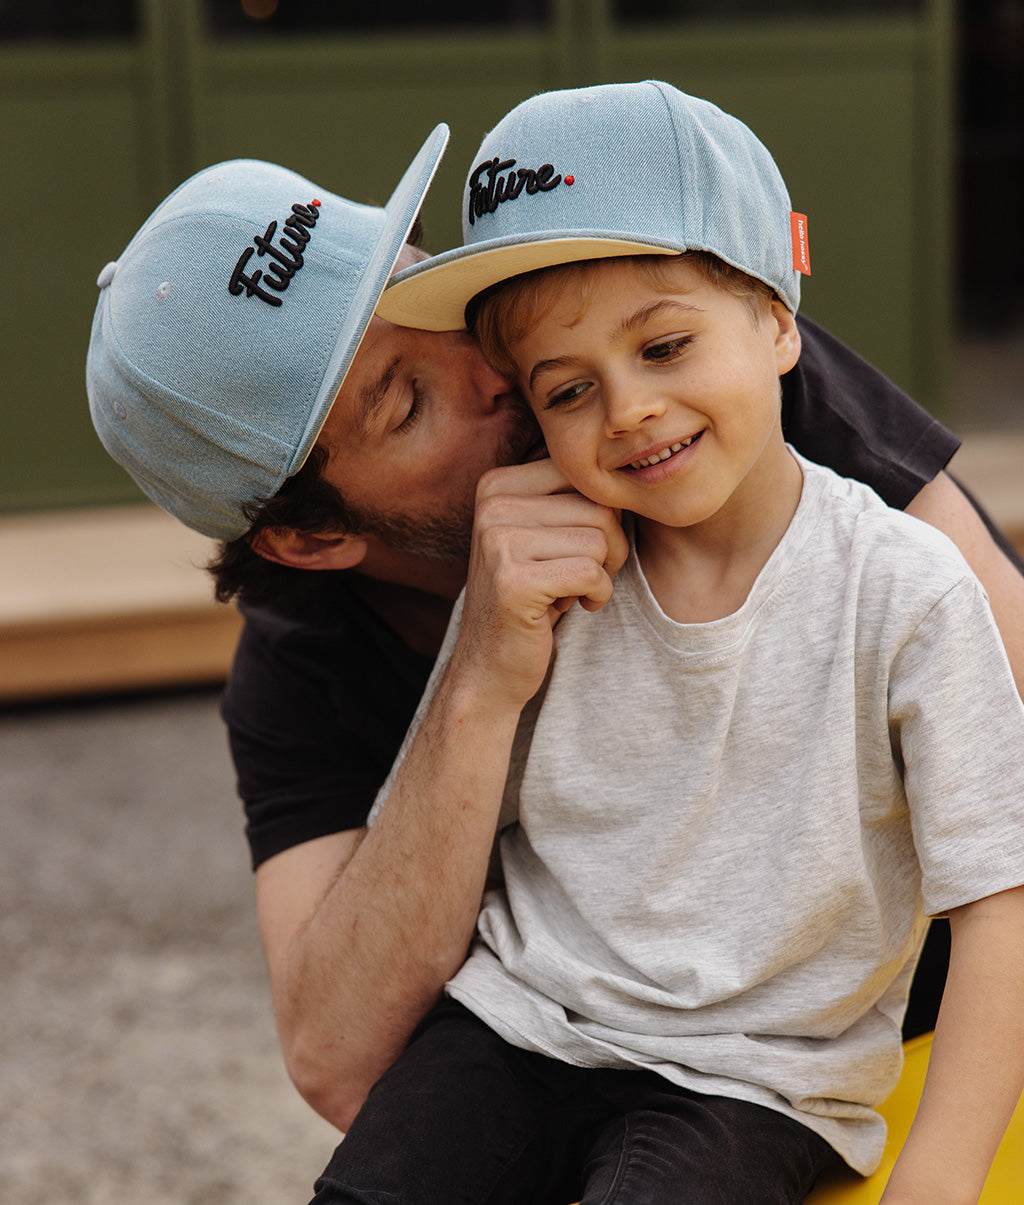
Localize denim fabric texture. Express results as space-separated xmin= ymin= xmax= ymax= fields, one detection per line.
xmin=379 ymin=80 xmax=802 ymax=333
xmin=87 ymin=126 xmax=448 ymax=540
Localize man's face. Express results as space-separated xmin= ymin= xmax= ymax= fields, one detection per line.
xmin=315 ymin=268 xmax=539 ymax=560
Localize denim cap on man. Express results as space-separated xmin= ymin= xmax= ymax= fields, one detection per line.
xmin=377 ymin=81 xmax=805 ymax=332
xmin=87 ymin=125 xmax=448 ymax=541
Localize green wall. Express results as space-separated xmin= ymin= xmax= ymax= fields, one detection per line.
xmin=0 ymin=0 xmax=952 ymax=514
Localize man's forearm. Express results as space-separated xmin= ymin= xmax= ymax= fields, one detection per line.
xmin=259 ymin=460 xmax=626 ymax=1131
xmin=880 ymin=885 xmax=1024 ymax=1204
xmin=268 ymin=659 xmax=524 ymax=1130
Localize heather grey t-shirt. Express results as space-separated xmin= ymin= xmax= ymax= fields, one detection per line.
xmin=375 ymin=455 xmax=1024 ymax=1174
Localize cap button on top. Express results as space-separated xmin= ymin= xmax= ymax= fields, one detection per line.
xmin=96 ymin=261 xmax=119 ymax=289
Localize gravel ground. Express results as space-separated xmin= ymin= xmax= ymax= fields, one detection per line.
xmin=0 ymin=688 xmax=339 ymax=1204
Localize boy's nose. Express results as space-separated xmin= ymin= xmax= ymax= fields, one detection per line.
xmin=603 ymin=383 xmax=666 ymax=437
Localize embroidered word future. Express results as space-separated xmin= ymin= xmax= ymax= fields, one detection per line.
xmin=467 ymin=157 xmax=562 ymax=226
xmin=228 ymin=200 xmax=321 ymax=306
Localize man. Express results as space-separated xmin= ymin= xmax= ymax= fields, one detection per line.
xmin=87 ymin=128 xmax=1024 ymax=1137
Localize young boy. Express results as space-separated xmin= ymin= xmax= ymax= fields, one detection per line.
xmin=312 ymin=82 xmax=1024 ymax=1205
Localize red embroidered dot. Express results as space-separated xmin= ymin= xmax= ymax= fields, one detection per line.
xmin=564 ymin=176 xmax=575 ymax=186
xmin=311 ymin=199 xmax=322 ymax=207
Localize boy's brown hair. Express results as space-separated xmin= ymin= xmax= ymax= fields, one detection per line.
xmin=471 ymin=252 xmax=774 ymax=383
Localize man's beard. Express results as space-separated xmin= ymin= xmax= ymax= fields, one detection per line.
xmin=348 ymin=410 xmax=541 ymax=562
xmin=350 ymin=496 xmax=476 ymax=562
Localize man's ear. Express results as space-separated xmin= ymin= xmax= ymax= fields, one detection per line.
xmin=771 ymin=300 xmax=802 ymax=376
xmin=250 ymin=527 xmax=369 ymax=571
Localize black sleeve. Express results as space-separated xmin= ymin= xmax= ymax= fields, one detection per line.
xmin=784 ymin=315 xmax=960 ymax=510
xmin=790 ymin=318 xmax=1024 ymax=576
xmin=221 ymin=591 xmax=433 ymax=871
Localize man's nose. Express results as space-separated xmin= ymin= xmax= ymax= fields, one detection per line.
xmin=466 ymin=343 xmax=516 ymax=409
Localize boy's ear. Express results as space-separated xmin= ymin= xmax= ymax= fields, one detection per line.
xmin=771 ymin=300 xmax=802 ymax=376
xmin=250 ymin=527 xmax=369 ymax=572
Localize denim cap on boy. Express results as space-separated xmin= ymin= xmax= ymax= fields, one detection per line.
xmin=377 ymin=81 xmax=806 ymax=332
xmin=87 ymin=124 xmax=448 ymax=541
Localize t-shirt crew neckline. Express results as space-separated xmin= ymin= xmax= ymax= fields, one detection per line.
xmin=620 ymin=450 xmax=827 ymax=661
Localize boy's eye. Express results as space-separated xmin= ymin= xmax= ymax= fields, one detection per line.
xmin=544 ymin=381 xmax=591 ymax=411
xmin=644 ymin=335 xmax=693 ymax=362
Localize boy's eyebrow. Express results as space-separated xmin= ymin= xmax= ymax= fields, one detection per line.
xmin=611 ymin=298 xmax=703 ymax=341
xmin=528 ymin=298 xmax=704 ymax=391
xmin=354 ymin=356 xmax=402 ymax=436
xmin=529 ymin=354 xmax=579 ymax=392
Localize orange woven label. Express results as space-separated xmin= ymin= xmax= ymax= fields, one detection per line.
xmin=790 ymin=212 xmax=811 ymax=275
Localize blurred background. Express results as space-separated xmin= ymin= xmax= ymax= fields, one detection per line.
xmin=1 ymin=1 xmax=1022 ymax=1201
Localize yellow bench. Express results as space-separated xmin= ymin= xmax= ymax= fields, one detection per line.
xmin=808 ymin=1032 xmax=1024 ymax=1203
xmin=568 ymin=1033 xmax=1023 ymax=1203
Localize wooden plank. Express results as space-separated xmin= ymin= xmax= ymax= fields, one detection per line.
xmin=0 ymin=505 xmax=222 ymax=625
xmin=1 ymin=504 xmax=240 ymax=702
xmin=1 ymin=607 xmax=243 ymax=703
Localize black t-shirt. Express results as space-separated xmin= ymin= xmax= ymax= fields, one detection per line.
xmin=222 ymin=314 xmax=960 ymax=871
xmin=224 ymin=575 xmax=435 ymax=868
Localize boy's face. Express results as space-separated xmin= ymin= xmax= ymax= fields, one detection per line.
xmin=511 ymin=257 xmax=800 ymax=532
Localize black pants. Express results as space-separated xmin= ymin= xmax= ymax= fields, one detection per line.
xmin=309 ymin=1000 xmax=840 ymax=1205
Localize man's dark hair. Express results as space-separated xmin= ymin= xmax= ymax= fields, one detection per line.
xmin=208 ymin=445 xmax=357 ymax=608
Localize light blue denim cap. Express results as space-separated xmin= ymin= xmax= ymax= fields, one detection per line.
xmin=87 ymin=124 xmax=448 ymax=540
xmin=377 ymin=81 xmax=802 ymax=331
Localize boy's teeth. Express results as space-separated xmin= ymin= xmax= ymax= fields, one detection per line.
xmin=629 ymin=436 xmax=694 ymax=470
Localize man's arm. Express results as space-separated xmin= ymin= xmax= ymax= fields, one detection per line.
xmin=255 ymin=460 xmax=628 ymax=1130
xmin=906 ymin=470 xmax=1024 ymax=697
xmin=880 ymin=884 xmax=1024 ymax=1204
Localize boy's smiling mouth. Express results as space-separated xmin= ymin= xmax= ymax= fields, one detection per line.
xmin=622 ymin=431 xmax=702 ymax=472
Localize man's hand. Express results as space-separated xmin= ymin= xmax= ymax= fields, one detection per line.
xmin=452 ymin=458 xmax=629 ymax=710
